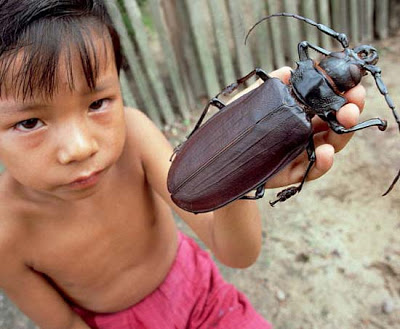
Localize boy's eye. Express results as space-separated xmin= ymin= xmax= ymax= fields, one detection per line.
xmin=89 ymin=99 xmax=109 ymax=111
xmin=15 ymin=118 xmax=44 ymax=132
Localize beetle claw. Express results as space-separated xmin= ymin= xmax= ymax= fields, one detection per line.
xmin=269 ymin=186 xmax=299 ymax=207
xmin=378 ymin=120 xmax=387 ymax=131
xmin=222 ymin=82 xmax=238 ymax=96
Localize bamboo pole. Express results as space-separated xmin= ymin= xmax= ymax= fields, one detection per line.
xmin=331 ymin=0 xmax=349 ymax=35
xmin=149 ymin=0 xmax=191 ymax=120
xmin=301 ymin=0 xmax=318 ymax=46
xmin=349 ymin=0 xmax=360 ymax=44
xmin=207 ymin=0 xmax=237 ymax=86
xmin=317 ymin=0 xmax=332 ymax=50
xmin=122 ymin=0 xmax=175 ymax=124
xmin=249 ymin=0 xmax=274 ymax=71
xmin=266 ymin=0 xmax=285 ymax=68
xmin=361 ymin=0 xmax=374 ymax=42
xmin=226 ymin=0 xmax=255 ymax=79
xmin=283 ymin=0 xmax=301 ymax=63
xmin=184 ymin=0 xmax=220 ymax=97
xmin=330 ymin=0 xmax=341 ymax=32
xmin=174 ymin=1 xmax=205 ymax=100
xmin=340 ymin=0 xmax=349 ymax=36
xmin=389 ymin=0 xmax=400 ymax=32
xmin=330 ymin=0 xmax=350 ymax=48
xmin=105 ymin=0 xmax=161 ymax=126
xmin=376 ymin=0 xmax=389 ymax=39
xmin=120 ymin=70 xmax=137 ymax=108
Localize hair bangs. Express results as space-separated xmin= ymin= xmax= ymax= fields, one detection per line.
xmin=0 ymin=16 xmax=112 ymax=101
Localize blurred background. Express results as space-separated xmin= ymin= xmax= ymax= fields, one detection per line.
xmin=1 ymin=1 xmax=400 ymax=328
xmin=107 ymin=0 xmax=399 ymax=129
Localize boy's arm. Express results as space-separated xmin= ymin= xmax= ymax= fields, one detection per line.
xmin=129 ymin=109 xmax=262 ymax=268
xmin=0 ymin=249 xmax=89 ymax=329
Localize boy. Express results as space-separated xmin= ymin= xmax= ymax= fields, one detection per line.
xmin=0 ymin=1 xmax=364 ymax=328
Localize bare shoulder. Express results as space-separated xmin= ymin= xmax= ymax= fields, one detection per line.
xmin=0 ymin=177 xmax=31 ymax=273
xmin=123 ymin=107 xmax=172 ymax=157
xmin=122 ymin=107 xmax=175 ymax=199
xmin=0 ymin=203 xmax=28 ymax=283
xmin=124 ymin=107 xmax=160 ymax=137
xmin=0 ymin=189 xmax=76 ymax=329
xmin=0 ymin=204 xmax=25 ymax=248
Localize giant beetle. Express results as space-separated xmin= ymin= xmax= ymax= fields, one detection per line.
xmin=167 ymin=13 xmax=400 ymax=214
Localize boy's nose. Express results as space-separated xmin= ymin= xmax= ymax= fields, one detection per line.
xmin=57 ymin=122 xmax=99 ymax=165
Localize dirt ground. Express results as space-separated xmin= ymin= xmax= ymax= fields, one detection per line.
xmin=1 ymin=34 xmax=400 ymax=329
xmin=216 ymin=33 xmax=400 ymax=329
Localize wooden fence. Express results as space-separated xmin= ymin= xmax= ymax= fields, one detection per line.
xmin=104 ymin=0 xmax=400 ymax=128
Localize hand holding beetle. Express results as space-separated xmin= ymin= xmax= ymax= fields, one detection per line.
xmin=168 ymin=13 xmax=396 ymax=213
xmin=263 ymin=66 xmax=365 ymax=189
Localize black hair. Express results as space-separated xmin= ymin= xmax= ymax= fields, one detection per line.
xmin=0 ymin=0 xmax=122 ymax=100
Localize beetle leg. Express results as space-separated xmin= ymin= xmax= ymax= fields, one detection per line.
xmin=187 ymin=98 xmax=226 ymax=138
xmin=240 ymin=184 xmax=265 ymax=200
xmin=297 ymin=139 xmax=316 ymax=190
xmin=270 ymin=138 xmax=316 ymax=207
xmin=327 ymin=115 xmax=387 ymax=134
xmin=298 ymin=41 xmax=331 ymax=61
xmin=187 ymin=68 xmax=271 ymax=138
xmin=221 ymin=68 xmax=270 ymax=96
xmin=363 ymin=64 xmax=400 ymax=132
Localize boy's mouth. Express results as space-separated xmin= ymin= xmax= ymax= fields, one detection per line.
xmin=68 ymin=169 xmax=106 ymax=189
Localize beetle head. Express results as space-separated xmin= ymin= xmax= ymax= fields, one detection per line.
xmin=353 ymin=45 xmax=379 ymax=65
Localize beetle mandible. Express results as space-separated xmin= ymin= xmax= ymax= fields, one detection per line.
xmin=167 ymin=13 xmax=400 ymax=214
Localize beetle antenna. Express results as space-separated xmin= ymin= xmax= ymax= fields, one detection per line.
xmin=245 ymin=12 xmax=349 ymax=49
xmin=382 ymin=168 xmax=400 ymax=196
xmin=360 ymin=63 xmax=400 ymax=132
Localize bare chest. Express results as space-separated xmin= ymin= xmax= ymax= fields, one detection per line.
xmin=32 ymin=206 xmax=141 ymax=286
xmin=24 ymin=186 xmax=177 ymax=311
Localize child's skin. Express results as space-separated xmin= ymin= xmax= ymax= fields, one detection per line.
xmin=0 ymin=33 xmax=364 ymax=329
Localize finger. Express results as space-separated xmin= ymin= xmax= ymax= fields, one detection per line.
xmin=336 ymin=102 xmax=360 ymax=128
xmin=312 ymin=115 xmax=329 ymax=134
xmin=312 ymin=97 xmax=361 ymax=134
xmin=313 ymin=103 xmax=360 ymax=152
xmin=307 ymin=144 xmax=335 ymax=180
xmin=269 ymin=66 xmax=292 ymax=84
xmin=344 ymin=84 xmax=366 ymax=113
xmin=265 ymin=143 xmax=334 ymax=188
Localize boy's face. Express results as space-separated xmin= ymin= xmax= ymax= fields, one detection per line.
xmin=0 ymin=40 xmax=126 ymax=201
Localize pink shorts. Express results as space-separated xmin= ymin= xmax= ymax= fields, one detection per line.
xmin=73 ymin=232 xmax=272 ymax=329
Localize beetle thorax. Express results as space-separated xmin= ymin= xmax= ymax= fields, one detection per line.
xmin=290 ymin=59 xmax=347 ymax=115
xmin=318 ymin=52 xmax=363 ymax=93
